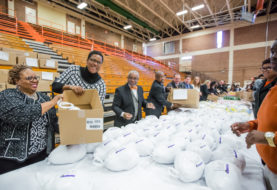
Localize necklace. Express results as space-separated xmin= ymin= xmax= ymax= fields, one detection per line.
xmin=25 ymin=92 xmax=38 ymax=100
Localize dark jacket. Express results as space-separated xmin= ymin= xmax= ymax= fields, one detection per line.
xmin=183 ymin=82 xmax=193 ymax=89
xmin=166 ymin=81 xmax=185 ymax=90
xmin=217 ymin=85 xmax=227 ymax=94
xmin=253 ymin=78 xmax=277 ymax=118
xmin=200 ymin=84 xmax=210 ymax=101
xmin=0 ymin=89 xmax=58 ymax=162
xmin=145 ymin=80 xmax=172 ymax=118
xmin=208 ymin=87 xmax=219 ymax=95
xmin=112 ymin=84 xmax=147 ymax=127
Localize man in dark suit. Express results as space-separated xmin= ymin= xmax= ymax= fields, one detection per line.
xmin=183 ymin=75 xmax=194 ymax=89
xmin=166 ymin=73 xmax=184 ymax=91
xmin=112 ymin=70 xmax=155 ymax=127
xmin=145 ymin=71 xmax=180 ymax=118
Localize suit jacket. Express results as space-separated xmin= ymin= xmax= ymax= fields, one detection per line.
xmin=200 ymin=84 xmax=209 ymax=101
xmin=183 ymin=82 xmax=193 ymax=89
xmin=145 ymin=80 xmax=172 ymax=118
xmin=166 ymin=81 xmax=185 ymax=90
xmin=112 ymin=83 xmax=147 ymax=127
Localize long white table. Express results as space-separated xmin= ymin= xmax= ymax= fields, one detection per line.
xmin=0 ymin=143 xmax=266 ymax=190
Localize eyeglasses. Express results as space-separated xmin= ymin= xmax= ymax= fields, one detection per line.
xmin=25 ymin=76 xmax=40 ymax=81
xmin=88 ymin=58 xmax=102 ymax=65
xmin=260 ymin=67 xmax=273 ymax=72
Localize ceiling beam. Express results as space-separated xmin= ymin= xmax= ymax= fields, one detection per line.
xmin=110 ymin=0 xmax=171 ymax=37
xmin=182 ymin=1 xmax=205 ymax=29
xmin=225 ymin=0 xmax=233 ymax=23
xmin=203 ymin=0 xmax=218 ymax=25
xmin=136 ymin=0 xmax=181 ymax=34
xmin=159 ymin=0 xmax=193 ymax=32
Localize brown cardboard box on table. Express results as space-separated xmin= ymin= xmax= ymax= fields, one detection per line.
xmin=37 ymin=53 xmax=52 ymax=59
xmin=0 ymin=51 xmax=16 ymax=66
xmin=0 ymin=83 xmax=6 ymax=92
xmin=0 ymin=69 xmax=9 ymax=83
xmin=1 ymin=48 xmax=37 ymax=58
xmin=207 ymin=94 xmax=219 ymax=102
xmin=58 ymin=89 xmax=104 ymax=145
xmin=39 ymin=59 xmax=58 ymax=69
xmin=17 ymin=56 xmax=39 ymax=67
xmin=237 ymin=91 xmax=254 ymax=102
xmin=167 ymin=88 xmax=199 ymax=108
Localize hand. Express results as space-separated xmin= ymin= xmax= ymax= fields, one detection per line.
xmin=123 ymin=112 xmax=133 ymax=120
xmin=245 ymin=130 xmax=267 ymax=149
xmin=166 ymin=87 xmax=172 ymax=92
xmin=199 ymin=92 xmax=202 ymax=96
xmin=231 ymin=122 xmax=250 ymax=136
xmin=70 ymin=86 xmax=85 ymax=96
xmin=52 ymin=94 xmax=63 ymax=105
xmin=172 ymin=103 xmax=182 ymax=109
xmin=146 ymin=103 xmax=155 ymax=109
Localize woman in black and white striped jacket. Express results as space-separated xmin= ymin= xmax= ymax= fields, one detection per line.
xmin=52 ymin=51 xmax=106 ymax=103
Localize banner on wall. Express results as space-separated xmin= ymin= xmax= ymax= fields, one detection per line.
xmin=67 ymin=21 xmax=75 ymax=34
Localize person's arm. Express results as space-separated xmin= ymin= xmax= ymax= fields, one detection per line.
xmin=247 ymin=119 xmax=258 ymax=131
xmin=99 ymin=80 xmax=106 ymax=104
xmin=41 ymin=95 xmax=63 ymax=115
xmin=52 ymin=66 xmax=74 ymax=93
xmin=152 ymin=85 xmax=172 ymax=108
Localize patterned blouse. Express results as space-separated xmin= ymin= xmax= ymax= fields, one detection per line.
xmin=0 ymin=89 xmax=58 ymax=162
xmin=53 ymin=65 xmax=106 ymax=103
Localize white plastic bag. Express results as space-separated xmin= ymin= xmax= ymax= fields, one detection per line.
xmin=40 ymin=170 xmax=93 ymax=190
xmin=133 ymin=138 xmax=154 ymax=157
xmin=186 ymin=141 xmax=212 ymax=164
xmin=169 ymin=151 xmax=205 ymax=183
xmin=48 ymin=144 xmax=86 ymax=165
xmin=103 ymin=146 xmax=139 ymax=172
xmin=152 ymin=142 xmax=181 ymax=164
xmin=103 ymin=127 xmax=123 ymax=140
xmin=93 ymin=139 xmax=120 ymax=161
xmin=205 ymin=160 xmax=243 ymax=190
xmin=212 ymin=146 xmax=246 ymax=171
xmin=86 ymin=142 xmax=101 ymax=153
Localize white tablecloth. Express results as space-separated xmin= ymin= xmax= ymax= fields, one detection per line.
xmin=0 ymin=144 xmax=266 ymax=190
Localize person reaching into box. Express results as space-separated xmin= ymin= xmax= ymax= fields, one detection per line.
xmin=0 ymin=65 xmax=63 ymax=174
xmin=52 ymin=50 xmax=106 ymax=103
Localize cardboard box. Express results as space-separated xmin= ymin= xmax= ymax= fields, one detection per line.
xmin=37 ymin=53 xmax=52 ymax=59
xmin=59 ymin=89 xmax=104 ymax=145
xmin=167 ymin=89 xmax=199 ymax=108
xmin=0 ymin=51 xmax=16 ymax=66
xmin=35 ymin=71 xmax=59 ymax=81
xmin=207 ymin=94 xmax=219 ymax=102
xmin=0 ymin=69 xmax=9 ymax=83
xmin=237 ymin=91 xmax=254 ymax=102
xmin=39 ymin=59 xmax=58 ymax=69
xmin=1 ymin=48 xmax=37 ymax=58
xmin=0 ymin=83 xmax=6 ymax=92
xmin=17 ymin=56 xmax=39 ymax=67
xmin=37 ymin=80 xmax=51 ymax=91
xmin=6 ymin=84 xmax=16 ymax=89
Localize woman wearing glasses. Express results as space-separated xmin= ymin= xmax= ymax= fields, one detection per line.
xmin=253 ymin=58 xmax=277 ymax=118
xmin=0 ymin=65 xmax=63 ymax=174
xmin=52 ymin=50 xmax=106 ymax=103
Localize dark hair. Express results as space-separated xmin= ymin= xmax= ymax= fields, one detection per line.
xmin=8 ymin=65 xmax=30 ymax=85
xmin=210 ymin=81 xmax=217 ymax=88
xmin=185 ymin=75 xmax=191 ymax=79
xmin=262 ymin=58 xmax=271 ymax=66
xmin=257 ymin=74 xmax=264 ymax=79
xmin=87 ymin=50 xmax=104 ymax=63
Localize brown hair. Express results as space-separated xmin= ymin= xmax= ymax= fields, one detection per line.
xmin=193 ymin=76 xmax=201 ymax=88
xmin=8 ymin=65 xmax=30 ymax=85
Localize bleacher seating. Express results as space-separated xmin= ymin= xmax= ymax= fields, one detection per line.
xmin=0 ymin=32 xmax=32 ymax=51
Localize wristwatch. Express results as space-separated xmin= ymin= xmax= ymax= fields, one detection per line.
xmin=265 ymin=132 xmax=276 ymax=147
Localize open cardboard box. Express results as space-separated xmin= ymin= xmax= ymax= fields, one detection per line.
xmin=58 ymin=89 xmax=104 ymax=145
xmin=167 ymin=88 xmax=199 ymax=108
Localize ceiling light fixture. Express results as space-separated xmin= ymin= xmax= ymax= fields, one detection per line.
xmin=191 ymin=4 xmax=204 ymax=11
xmin=190 ymin=25 xmax=200 ymax=29
xmin=123 ymin=25 xmax=132 ymax=30
xmin=176 ymin=10 xmax=188 ymax=16
xmin=77 ymin=2 xmax=87 ymax=9
xmin=150 ymin=38 xmax=156 ymax=42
